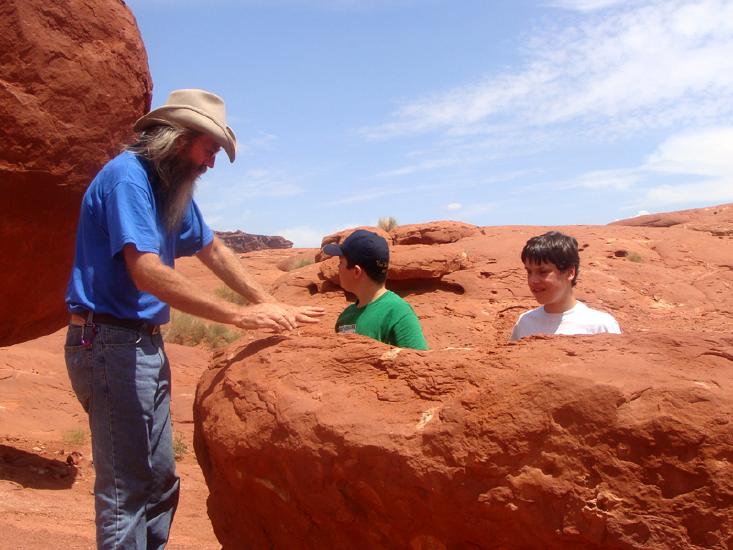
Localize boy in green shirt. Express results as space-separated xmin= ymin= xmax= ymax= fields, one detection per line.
xmin=323 ymin=229 xmax=428 ymax=350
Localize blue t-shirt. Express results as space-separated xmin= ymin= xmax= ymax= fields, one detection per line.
xmin=65 ymin=151 xmax=213 ymax=324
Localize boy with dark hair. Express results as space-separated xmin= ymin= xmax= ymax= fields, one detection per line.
xmin=510 ymin=231 xmax=621 ymax=340
xmin=323 ymin=229 xmax=428 ymax=350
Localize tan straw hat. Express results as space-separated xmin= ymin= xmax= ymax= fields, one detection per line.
xmin=133 ymin=89 xmax=237 ymax=162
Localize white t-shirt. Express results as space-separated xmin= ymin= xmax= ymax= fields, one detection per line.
xmin=510 ymin=301 xmax=621 ymax=341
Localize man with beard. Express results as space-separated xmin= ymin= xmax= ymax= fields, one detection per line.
xmin=64 ymin=89 xmax=324 ymax=549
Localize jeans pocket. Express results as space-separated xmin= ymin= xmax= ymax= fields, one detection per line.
xmin=65 ymin=326 xmax=93 ymax=412
xmin=99 ymin=325 xmax=142 ymax=347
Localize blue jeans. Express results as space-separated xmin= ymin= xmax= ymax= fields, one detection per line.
xmin=65 ymin=323 xmax=180 ymax=549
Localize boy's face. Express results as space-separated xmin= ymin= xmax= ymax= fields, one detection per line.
xmin=524 ymin=260 xmax=575 ymax=308
xmin=337 ymin=256 xmax=358 ymax=292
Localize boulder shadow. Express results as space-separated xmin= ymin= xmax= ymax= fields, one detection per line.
xmin=0 ymin=444 xmax=78 ymax=490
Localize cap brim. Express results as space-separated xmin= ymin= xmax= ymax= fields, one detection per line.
xmin=322 ymin=243 xmax=344 ymax=256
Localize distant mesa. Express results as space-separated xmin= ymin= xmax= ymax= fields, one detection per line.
xmin=215 ymin=230 xmax=293 ymax=254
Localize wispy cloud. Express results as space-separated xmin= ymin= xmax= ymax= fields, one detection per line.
xmin=277 ymin=225 xmax=326 ymax=248
xmin=277 ymin=220 xmax=365 ymax=247
xmin=450 ymin=202 xmax=498 ymax=219
xmin=132 ymin=0 xmax=420 ymax=10
xmin=637 ymin=126 xmax=733 ymax=206
xmin=544 ymin=0 xmax=638 ymax=12
xmin=644 ymin=126 xmax=733 ymax=175
xmin=324 ymin=186 xmax=415 ymax=206
xmin=244 ymin=131 xmax=278 ymax=151
xmin=539 ymin=126 xmax=733 ymax=208
xmin=362 ymin=0 xmax=733 ymax=141
xmin=559 ymin=169 xmax=642 ymax=190
xmin=198 ymin=168 xmax=304 ymax=214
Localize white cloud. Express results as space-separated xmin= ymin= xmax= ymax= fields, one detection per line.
xmin=244 ymin=131 xmax=277 ymax=151
xmin=545 ymin=0 xmax=635 ymax=11
xmin=561 ymin=169 xmax=641 ymax=190
xmin=644 ymin=126 xmax=733 ymax=175
xmin=549 ymin=126 xmax=733 ymax=209
xmin=637 ymin=126 xmax=733 ymax=206
xmin=450 ymin=202 xmax=497 ymax=219
xmin=324 ymin=186 xmax=414 ymax=206
xmin=277 ymin=225 xmax=326 ymax=248
xmin=446 ymin=202 xmax=462 ymax=210
xmin=277 ymin=221 xmax=364 ymax=247
xmin=201 ymin=169 xmax=304 ymax=206
xmin=131 ymin=0 xmax=419 ymax=9
xmin=376 ymin=157 xmax=461 ymax=177
xmin=363 ymin=0 xmax=733 ymax=141
xmin=642 ymin=179 xmax=733 ymax=205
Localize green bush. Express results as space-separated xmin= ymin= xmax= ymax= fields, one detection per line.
xmin=377 ymin=216 xmax=398 ymax=232
xmin=173 ymin=432 xmax=188 ymax=461
xmin=164 ymin=310 xmax=239 ymax=349
xmin=214 ymin=286 xmax=248 ymax=305
xmin=204 ymin=322 xmax=241 ymax=348
xmin=288 ymin=256 xmax=315 ymax=271
xmin=63 ymin=428 xmax=86 ymax=446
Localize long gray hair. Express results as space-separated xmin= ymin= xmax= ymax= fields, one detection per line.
xmin=125 ymin=124 xmax=198 ymax=185
xmin=126 ymin=124 xmax=201 ymax=231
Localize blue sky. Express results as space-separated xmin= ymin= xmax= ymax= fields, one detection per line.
xmin=125 ymin=0 xmax=733 ymax=246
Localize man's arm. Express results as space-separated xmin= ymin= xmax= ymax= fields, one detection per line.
xmin=196 ymin=235 xmax=273 ymax=304
xmin=123 ymin=244 xmax=297 ymax=331
xmin=196 ymin=236 xmax=325 ymax=325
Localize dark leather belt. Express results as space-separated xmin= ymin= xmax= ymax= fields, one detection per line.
xmin=71 ymin=312 xmax=160 ymax=335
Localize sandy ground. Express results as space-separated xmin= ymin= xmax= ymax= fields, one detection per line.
xmin=0 ymin=329 xmax=220 ymax=550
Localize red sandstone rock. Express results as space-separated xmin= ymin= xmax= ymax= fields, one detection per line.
xmin=0 ymin=0 xmax=152 ymax=346
xmin=194 ymin=332 xmax=733 ymax=549
xmin=308 ymin=244 xmax=472 ymax=288
xmin=612 ymin=203 xmax=733 ymax=231
xmin=191 ymin=205 xmax=733 ymax=549
xmin=215 ymin=230 xmax=293 ymax=253
xmin=391 ymin=220 xmax=480 ymax=245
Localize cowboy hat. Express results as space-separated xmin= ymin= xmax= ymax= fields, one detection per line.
xmin=133 ymin=89 xmax=237 ymax=162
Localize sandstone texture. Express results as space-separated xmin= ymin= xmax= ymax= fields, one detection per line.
xmin=215 ymin=230 xmax=293 ymax=254
xmin=195 ymin=204 xmax=733 ymax=549
xmin=0 ymin=0 xmax=152 ymax=346
xmin=196 ymin=332 xmax=732 ymax=549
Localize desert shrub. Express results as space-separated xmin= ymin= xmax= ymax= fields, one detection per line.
xmin=377 ymin=216 xmax=398 ymax=232
xmin=164 ymin=310 xmax=239 ymax=349
xmin=215 ymin=286 xmax=248 ymax=305
xmin=173 ymin=432 xmax=188 ymax=461
xmin=627 ymin=251 xmax=643 ymax=263
xmin=204 ymin=323 xmax=240 ymax=348
xmin=63 ymin=428 xmax=86 ymax=446
xmin=288 ymin=256 xmax=315 ymax=271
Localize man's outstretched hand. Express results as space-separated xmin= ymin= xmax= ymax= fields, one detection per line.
xmin=234 ymin=302 xmax=325 ymax=332
xmin=290 ymin=305 xmax=326 ymax=325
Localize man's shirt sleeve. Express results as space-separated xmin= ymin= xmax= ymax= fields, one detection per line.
xmin=177 ymin=200 xmax=214 ymax=257
xmin=105 ymin=180 xmax=160 ymax=258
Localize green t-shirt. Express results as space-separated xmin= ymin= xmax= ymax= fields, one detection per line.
xmin=335 ymin=290 xmax=428 ymax=350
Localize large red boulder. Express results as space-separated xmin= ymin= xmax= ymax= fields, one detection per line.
xmin=194 ymin=331 xmax=733 ymax=549
xmin=191 ymin=205 xmax=733 ymax=548
xmin=0 ymin=0 xmax=152 ymax=345
xmin=391 ymin=220 xmax=480 ymax=245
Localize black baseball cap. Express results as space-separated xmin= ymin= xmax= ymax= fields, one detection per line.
xmin=322 ymin=229 xmax=389 ymax=274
